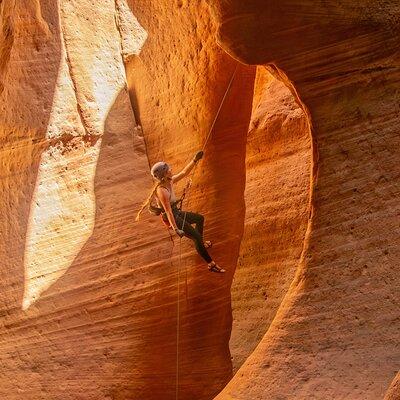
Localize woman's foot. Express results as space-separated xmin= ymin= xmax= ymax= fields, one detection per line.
xmin=208 ymin=261 xmax=225 ymax=273
xmin=204 ymin=240 xmax=212 ymax=249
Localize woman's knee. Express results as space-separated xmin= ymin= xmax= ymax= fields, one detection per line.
xmin=196 ymin=213 xmax=204 ymax=224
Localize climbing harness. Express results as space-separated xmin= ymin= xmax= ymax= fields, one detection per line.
xmin=148 ymin=185 xmax=187 ymax=229
xmin=148 ymin=198 xmax=184 ymax=218
xmin=147 ymin=178 xmax=188 ymax=219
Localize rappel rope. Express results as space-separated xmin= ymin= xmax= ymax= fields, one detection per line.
xmin=180 ymin=63 xmax=239 ymax=229
xmin=174 ymin=64 xmax=238 ymax=400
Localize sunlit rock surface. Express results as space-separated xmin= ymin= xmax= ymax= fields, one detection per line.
xmin=385 ymin=372 xmax=400 ymax=400
xmin=1 ymin=0 xmax=399 ymax=399
xmin=0 ymin=1 xmax=254 ymax=399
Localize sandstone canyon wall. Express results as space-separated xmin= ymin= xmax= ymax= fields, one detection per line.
xmin=0 ymin=1 xmax=255 ymax=399
xmin=0 ymin=0 xmax=399 ymax=400
xmin=385 ymin=372 xmax=400 ymax=400
xmin=207 ymin=1 xmax=400 ymax=399
xmin=229 ymin=68 xmax=311 ymax=372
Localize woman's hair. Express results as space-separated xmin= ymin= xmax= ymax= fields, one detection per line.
xmin=135 ymin=181 xmax=160 ymax=221
xmin=135 ymin=161 xmax=170 ymax=221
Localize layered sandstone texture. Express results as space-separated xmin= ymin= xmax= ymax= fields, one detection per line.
xmin=0 ymin=1 xmax=255 ymax=399
xmin=229 ymin=68 xmax=311 ymax=372
xmin=207 ymin=1 xmax=400 ymax=399
xmin=118 ymin=1 xmax=257 ymax=397
xmin=1 ymin=1 xmax=399 ymax=400
xmin=385 ymin=372 xmax=400 ymax=400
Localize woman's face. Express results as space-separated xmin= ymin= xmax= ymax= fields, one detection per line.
xmin=166 ymin=167 xmax=173 ymax=179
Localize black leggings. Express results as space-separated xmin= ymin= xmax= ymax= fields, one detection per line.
xmin=172 ymin=210 xmax=212 ymax=263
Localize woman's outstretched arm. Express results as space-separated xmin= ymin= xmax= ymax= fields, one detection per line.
xmin=172 ymin=151 xmax=203 ymax=183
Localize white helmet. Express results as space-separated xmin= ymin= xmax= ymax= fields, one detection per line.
xmin=151 ymin=161 xmax=169 ymax=181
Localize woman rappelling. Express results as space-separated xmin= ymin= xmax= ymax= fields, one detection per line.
xmin=136 ymin=151 xmax=225 ymax=273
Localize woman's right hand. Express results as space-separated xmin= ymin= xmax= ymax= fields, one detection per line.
xmin=175 ymin=229 xmax=185 ymax=238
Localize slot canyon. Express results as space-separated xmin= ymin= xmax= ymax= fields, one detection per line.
xmin=0 ymin=1 xmax=399 ymax=400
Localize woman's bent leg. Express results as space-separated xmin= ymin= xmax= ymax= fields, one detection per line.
xmin=174 ymin=213 xmax=212 ymax=263
xmin=181 ymin=211 xmax=205 ymax=236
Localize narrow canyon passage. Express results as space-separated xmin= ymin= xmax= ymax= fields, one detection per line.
xmin=230 ymin=67 xmax=312 ymax=372
xmin=209 ymin=1 xmax=400 ymax=399
xmin=0 ymin=1 xmax=311 ymax=399
xmin=2 ymin=1 xmax=398 ymax=400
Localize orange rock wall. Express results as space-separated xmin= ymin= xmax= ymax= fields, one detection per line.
xmin=230 ymin=68 xmax=311 ymax=371
xmin=124 ymin=1 xmax=257 ymax=397
xmin=207 ymin=1 xmax=400 ymax=399
xmin=385 ymin=372 xmax=400 ymax=400
xmin=1 ymin=0 xmax=399 ymax=399
xmin=0 ymin=1 xmax=256 ymax=399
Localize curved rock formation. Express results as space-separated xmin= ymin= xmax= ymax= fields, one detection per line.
xmin=123 ymin=2 xmax=256 ymax=397
xmin=0 ymin=1 xmax=255 ymax=399
xmin=1 ymin=0 xmax=399 ymax=399
xmin=230 ymin=68 xmax=311 ymax=372
xmin=385 ymin=372 xmax=400 ymax=400
xmin=206 ymin=1 xmax=400 ymax=399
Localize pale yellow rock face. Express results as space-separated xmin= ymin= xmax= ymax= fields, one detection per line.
xmin=0 ymin=0 xmax=154 ymax=398
xmin=3 ymin=0 xmax=146 ymax=310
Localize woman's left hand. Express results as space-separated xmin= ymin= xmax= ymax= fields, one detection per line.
xmin=175 ymin=229 xmax=185 ymax=238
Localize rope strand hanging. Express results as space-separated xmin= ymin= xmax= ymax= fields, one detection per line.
xmin=178 ymin=64 xmax=239 ymax=229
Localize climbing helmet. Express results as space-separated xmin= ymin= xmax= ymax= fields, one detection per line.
xmin=151 ymin=161 xmax=170 ymax=181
